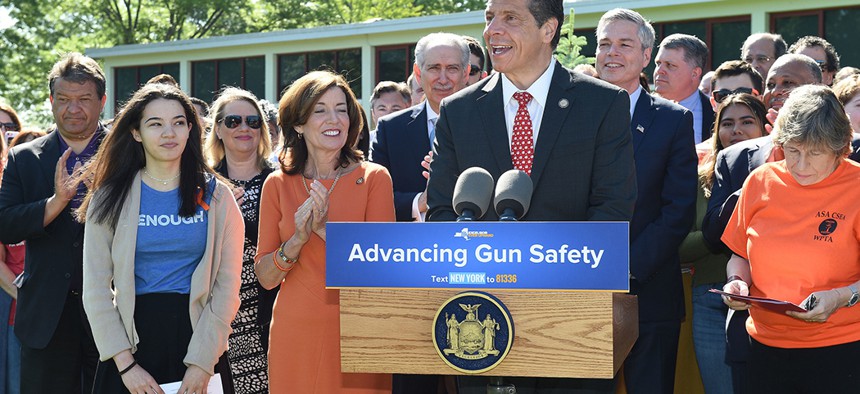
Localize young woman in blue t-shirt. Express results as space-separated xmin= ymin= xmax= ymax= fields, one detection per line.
xmin=77 ymin=83 xmax=243 ymax=394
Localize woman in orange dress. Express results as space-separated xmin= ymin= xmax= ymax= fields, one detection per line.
xmin=255 ymin=70 xmax=394 ymax=393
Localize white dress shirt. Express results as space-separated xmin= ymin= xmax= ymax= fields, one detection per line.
xmin=412 ymin=102 xmax=439 ymax=221
xmin=500 ymin=59 xmax=556 ymax=149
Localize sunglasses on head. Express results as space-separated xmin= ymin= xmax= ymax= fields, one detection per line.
xmin=469 ymin=65 xmax=482 ymax=76
xmin=219 ymin=115 xmax=262 ymax=129
xmin=713 ymin=87 xmax=758 ymax=103
xmin=0 ymin=122 xmax=19 ymax=132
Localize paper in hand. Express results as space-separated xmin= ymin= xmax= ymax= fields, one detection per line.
xmin=710 ymin=289 xmax=807 ymax=313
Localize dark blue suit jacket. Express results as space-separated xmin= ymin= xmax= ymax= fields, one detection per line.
xmin=702 ymin=134 xmax=860 ymax=252
xmin=427 ymin=62 xmax=637 ymax=222
xmin=628 ymin=91 xmax=697 ymax=322
xmin=370 ymin=104 xmax=430 ymax=221
xmin=0 ymin=131 xmax=100 ymax=348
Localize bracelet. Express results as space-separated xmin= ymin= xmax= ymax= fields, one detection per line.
xmin=727 ymin=275 xmax=745 ymax=283
xmin=273 ymin=242 xmax=298 ymax=272
xmin=118 ymin=360 xmax=137 ymax=376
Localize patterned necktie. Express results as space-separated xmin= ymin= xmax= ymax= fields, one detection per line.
xmin=429 ymin=117 xmax=437 ymax=147
xmin=512 ymin=91 xmax=535 ymax=175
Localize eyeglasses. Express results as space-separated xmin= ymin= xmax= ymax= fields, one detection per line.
xmin=218 ymin=115 xmax=262 ymax=129
xmin=469 ymin=65 xmax=482 ymax=76
xmin=713 ymin=87 xmax=759 ymax=103
xmin=743 ymin=55 xmax=772 ymax=64
xmin=0 ymin=122 xmax=19 ymax=132
xmin=813 ymin=59 xmax=829 ymax=70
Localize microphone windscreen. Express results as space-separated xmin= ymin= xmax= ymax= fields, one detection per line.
xmin=453 ymin=167 xmax=495 ymax=219
xmin=494 ymin=169 xmax=533 ymax=219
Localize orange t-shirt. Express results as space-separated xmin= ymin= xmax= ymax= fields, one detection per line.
xmin=722 ymin=160 xmax=860 ymax=348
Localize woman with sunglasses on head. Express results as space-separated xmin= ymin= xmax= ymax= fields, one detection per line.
xmin=0 ymin=113 xmax=15 ymax=394
xmin=204 ymin=87 xmax=275 ymax=393
xmin=255 ymin=70 xmax=394 ymax=393
xmin=0 ymin=122 xmax=45 ymax=394
xmin=680 ymin=93 xmax=768 ymax=394
xmin=78 ymin=83 xmax=243 ymax=394
xmin=0 ymin=104 xmax=22 ymax=149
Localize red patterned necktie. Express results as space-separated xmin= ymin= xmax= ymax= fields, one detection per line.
xmin=512 ymin=91 xmax=535 ymax=175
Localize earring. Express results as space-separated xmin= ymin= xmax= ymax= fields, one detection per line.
xmin=297 ymin=133 xmax=304 ymax=139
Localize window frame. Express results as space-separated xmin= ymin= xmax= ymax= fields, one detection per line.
xmin=191 ymin=55 xmax=265 ymax=102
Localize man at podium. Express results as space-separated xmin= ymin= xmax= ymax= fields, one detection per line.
xmin=426 ymin=0 xmax=637 ymax=391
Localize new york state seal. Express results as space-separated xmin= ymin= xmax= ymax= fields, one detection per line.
xmin=432 ymin=291 xmax=514 ymax=374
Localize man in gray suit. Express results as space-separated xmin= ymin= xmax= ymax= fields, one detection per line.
xmin=427 ymin=0 xmax=636 ymax=390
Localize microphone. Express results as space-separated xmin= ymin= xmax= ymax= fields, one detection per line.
xmin=452 ymin=167 xmax=494 ymax=221
xmin=494 ymin=169 xmax=533 ymax=221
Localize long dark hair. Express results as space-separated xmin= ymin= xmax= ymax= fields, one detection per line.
xmin=700 ymin=93 xmax=769 ymax=197
xmin=278 ymin=70 xmax=363 ymax=175
xmin=78 ymin=83 xmax=213 ymax=228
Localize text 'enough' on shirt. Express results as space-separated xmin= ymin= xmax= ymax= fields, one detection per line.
xmin=135 ymin=181 xmax=208 ymax=295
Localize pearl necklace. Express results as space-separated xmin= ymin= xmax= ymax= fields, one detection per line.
xmin=143 ymin=168 xmax=181 ymax=185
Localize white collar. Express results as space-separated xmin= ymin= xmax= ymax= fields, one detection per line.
xmin=629 ymin=85 xmax=643 ymax=119
xmin=424 ymin=101 xmax=439 ymax=122
xmin=500 ymin=58 xmax=556 ymax=109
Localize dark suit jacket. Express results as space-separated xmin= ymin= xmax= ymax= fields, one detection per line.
xmin=427 ymin=61 xmax=637 ymax=222
xmin=370 ymin=104 xmax=430 ymax=221
xmin=628 ymin=91 xmax=697 ymax=322
xmin=702 ymin=134 xmax=860 ymax=251
xmin=0 ymin=131 xmax=98 ymax=348
xmin=699 ymin=90 xmax=715 ymax=143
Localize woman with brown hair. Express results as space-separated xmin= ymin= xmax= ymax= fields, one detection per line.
xmin=681 ymin=93 xmax=769 ymax=393
xmin=255 ymin=70 xmax=394 ymax=393
xmin=79 ymin=83 xmax=242 ymax=394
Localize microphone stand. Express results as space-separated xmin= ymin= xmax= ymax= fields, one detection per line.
xmin=487 ymin=376 xmax=516 ymax=394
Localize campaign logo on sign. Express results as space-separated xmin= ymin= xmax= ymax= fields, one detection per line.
xmin=453 ymin=227 xmax=493 ymax=241
xmin=432 ymin=292 xmax=514 ymax=374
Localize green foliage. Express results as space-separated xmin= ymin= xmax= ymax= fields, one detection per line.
xmin=413 ymin=0 xmax=484 ymax=15
xmin=0 ymin=0 xmax=471 ymax=128
xmin=554 ymin=9 xmax=595 ymax=69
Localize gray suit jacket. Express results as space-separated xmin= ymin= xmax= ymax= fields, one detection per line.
xmin=427 ymin=61 xmax=636 ymax=222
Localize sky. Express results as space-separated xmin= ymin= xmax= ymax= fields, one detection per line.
xmin=0 ymin=6 xmax=15 ymax=31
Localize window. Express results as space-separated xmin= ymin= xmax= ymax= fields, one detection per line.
xmin=575 ymin=16 xmax=751 ymax=83
xmin=277 ymin=48 xmax=362 ymax=99
xmin=772 ymin=7 xmax=860 ymax=70
xmin=114 ymin=63 xmax=179 ymax=111
xmin=376 ymin=44 xmax=416 ymax=86
xmin=191 ymin=57 xmax=265 ymax=103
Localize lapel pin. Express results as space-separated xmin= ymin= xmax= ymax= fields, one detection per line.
xmin=558 ymin=98 xmax=569 ymax=108
xmin=636 ymin=125 xmax=645 ymax=133
xmin=356 ymin=177 xmax=364 ymax=184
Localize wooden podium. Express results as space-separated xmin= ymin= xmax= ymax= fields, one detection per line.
xmin=339 ymin=289 xmax=637 ymax=379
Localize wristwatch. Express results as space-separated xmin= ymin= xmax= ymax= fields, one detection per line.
xmin=847 ymin=286 xmax=859 ymax=307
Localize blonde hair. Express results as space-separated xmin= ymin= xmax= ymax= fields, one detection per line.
xmin=204 ymin=87 xmax=272 ymax=170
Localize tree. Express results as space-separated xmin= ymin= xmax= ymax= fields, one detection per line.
xmin=0 ymin=0 xmax=479 ymax=127
xmin=413 ymin=0 xmax=484 ymax=15
xmin=554 ymin=9 xmax=595 ymax=69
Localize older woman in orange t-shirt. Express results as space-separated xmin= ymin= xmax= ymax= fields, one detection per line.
xmin=721 ymin=85 xmax=860 ymax=393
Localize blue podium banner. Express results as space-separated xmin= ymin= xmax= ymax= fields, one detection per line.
xmin=326 ymin=222 xmax=629 ymax=291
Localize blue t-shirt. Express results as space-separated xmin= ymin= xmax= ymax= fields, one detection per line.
xmin=135 ymin=182 xmax=208 ymax=295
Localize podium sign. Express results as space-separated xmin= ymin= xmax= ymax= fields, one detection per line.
xmin=326 ymin=222 xmax=629 ymax=291
xmin=333 ymin=222 xmax=638 ymax=378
